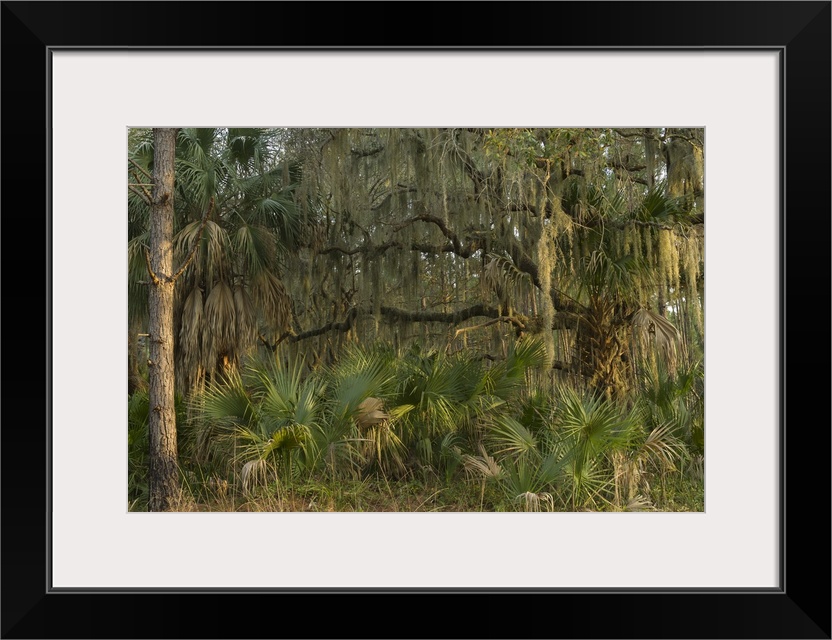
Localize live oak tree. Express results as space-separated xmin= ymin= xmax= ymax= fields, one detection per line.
xmin=278 ymin=128 xmax=704 ymax=398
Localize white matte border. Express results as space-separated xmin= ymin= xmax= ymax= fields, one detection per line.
xmin=51 ymin=51 xmax=779 ymax=588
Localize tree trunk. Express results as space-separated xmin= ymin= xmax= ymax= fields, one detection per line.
xmin=147 ymin=128 xmax=181 ymax=511
xmin=128 ymin=321 xmax=141 ymax=395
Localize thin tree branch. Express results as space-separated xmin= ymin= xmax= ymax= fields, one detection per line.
xmin=282 ymin=306 xmax=359 ymax=344
xmin=613 ymin=128 xmax=661 ymax=140
xmin=318 ymin=238 xmax=484 ymax=259
xmin=130 ymin=168 xmax=154 ymax=203
xmin=318 ymin=244 xmax=369 ymax=257
xmin=453 ymin=317 xmax=523 ymax=340
xmin=258 ymin=332 xmax=277 ymax=352
xmin=129 ymin=185 xmax=152 ymax=205
xmin=664 ymin=130 xmax=703 ymax=145
xmin=129 ymin=158 xmax=153 ymax=181
xmin=143 ymin=247 xmax=161 ymax=286
xmin=390 ymin=214 xmax=464 ymax=254
xmin=379 ymin=304 xmax=527 ymax=330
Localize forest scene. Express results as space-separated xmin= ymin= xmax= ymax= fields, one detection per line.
xmin=128 ymin=127 xmax=704 ymax=513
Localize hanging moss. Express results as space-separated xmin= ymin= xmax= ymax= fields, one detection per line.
xmin=643 ymin=226 xmax=654 ymax=274
xmin=282 ymin=127 xmax=704 ymax=393
xmin=681 ymin=232 xmax=704 ymax=332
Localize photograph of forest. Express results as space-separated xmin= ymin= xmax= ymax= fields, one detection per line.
xmin=128 ymin=127 xmax=704 ymax=513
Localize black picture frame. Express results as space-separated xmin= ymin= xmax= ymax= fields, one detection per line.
xmin=2 ymin=2 xmax=829 ymax=638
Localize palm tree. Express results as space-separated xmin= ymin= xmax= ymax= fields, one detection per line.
xmin=129 ymin=128 xmax=307 ymax=393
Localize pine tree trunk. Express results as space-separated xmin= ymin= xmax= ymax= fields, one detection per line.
xmin=128 ymin=322 xmax=141 ymax=395
xmin=147 ymin=128 xmax=181 ymax=511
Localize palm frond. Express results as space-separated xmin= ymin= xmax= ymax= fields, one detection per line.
xmin=233 ymin=223 xmax=277 ymax=275
xmin=639 ymin=422 xmax=686 ymax=472
xmin=178 ymin=286 xmax=206 ymax=383
xmin=204 ymin=280 xmax=237 ymax=359
xmin=556 ymin=388 xmax=637 ymax=487
xmin=632 ymin=308 xmax=679 ymax=372
xmin=487 ymin=415 xmax=539 ymax=460
xmin=196 ymin=369 xmax=257 ymax=428
xmin=461 ymin=445 xmax=503 ymax=482
xmin=250 ymin=270 xmax=292 ymax=336
xmin=637 ymin=181 xmax=686 ymax=223
xmin=484 ymin=336 xmax=548 ymax=400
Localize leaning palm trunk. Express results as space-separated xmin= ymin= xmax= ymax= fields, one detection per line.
xmin=147 ymin=128 xmax=182 ymax=511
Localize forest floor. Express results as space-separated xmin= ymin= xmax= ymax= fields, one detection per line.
xmin=166 ymin=475 xmax=704 ymax=513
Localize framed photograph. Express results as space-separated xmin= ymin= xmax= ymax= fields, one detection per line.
xmin=3 ymin=2 xmax=829 ymax=638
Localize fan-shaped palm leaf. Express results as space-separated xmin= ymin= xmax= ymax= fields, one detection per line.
xmin=637 ymin=181 xmax=679 ymax=221
xmin=487 ymin=415 xmax=539 ymax=460
xmin=233 ymin=223 xmax=277 ymax=275
xmin=483 ymin=336 xmax=548 ymax=400
xmin=500 ymin=457 xmax=556 ymax=511
xmin=555 ymin=388 xmax=637 ymax=502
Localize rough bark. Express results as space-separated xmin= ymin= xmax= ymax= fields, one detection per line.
xmin=128 ymin=321 xmax=142 ymax=395
xmin=147 ymin=128 xmax=181 ymax=511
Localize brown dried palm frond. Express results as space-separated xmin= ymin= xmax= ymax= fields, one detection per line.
xmin=204 ymin=280 xmax=237 ymax=366
xmin=251 ymin=270 xmax=292 ymax=336
xmin=233 ymin=223 xmax=277 ymax=275
xmin=638 ymin=422 xmax=686 ymax=472
xmin=461 ymin=445 xmax=503 ymax=482
xmin=233 ymin=285 xmax=257 ymax=351
xmin=483 ymin=253 xmax=533 ymax=307
xmin=239 ymin=459 xmax=272 ymax=493
xmin=632 ymin=308 xmax=679 ymax=373
xmin=179 ymin=286 xmax=207 ymax=385
xmin=354 ymin=396 xmax=389 ymax=430
xmin=623 ymin=495 xmax=654 ymax=512
xmin=515 ymin=490 xmax=555 ymax=512
xmin=175 ymin=219 xmax=230 ymax=283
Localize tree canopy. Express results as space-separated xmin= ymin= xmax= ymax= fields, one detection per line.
xmin=130 ymin=127 xmax=703 ymax=396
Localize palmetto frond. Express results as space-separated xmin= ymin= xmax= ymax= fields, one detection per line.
xmin=246 ymin=356 xmax=327 ymax=436
xmin=327 ymin=347 xmax=396 ymax=425
xmin=638 ymin=422 xmax=686 ymax=472
xmin=484 ymin=253 xmax=534 ymax=300
xmin=637 ymin=181 xmax=686 ymax=223
xmin=461 ymin=445 xmax=503 ymax=482
xmin=555 ymin=388 xmax=638 ymax=500
xmin=233 ymin=223 xmax=277 ymax=275
xmin=500 ymin=457 xmax=556 ymax=511
xmin=487 ymin=415 xmax=539 ymax=461
xmin=196 ymin=370 xmax=258 ymax=429
xmin=483 ymin=336 xmax=548 ymax=400
xmin=578 ymin=248 xmax=648 ymax=303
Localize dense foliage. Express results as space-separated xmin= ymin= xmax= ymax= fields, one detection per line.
xmin=128 ymin=127 xmax=704 ymax=511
